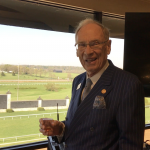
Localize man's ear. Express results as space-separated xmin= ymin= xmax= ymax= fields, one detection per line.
xmin=106 ymin=40 xmax=111 ymax=55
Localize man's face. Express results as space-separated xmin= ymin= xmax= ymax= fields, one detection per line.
xmin=76 ymin=23 xmax=111 ymax=77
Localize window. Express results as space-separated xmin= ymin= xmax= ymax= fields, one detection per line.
xmin=0 ymin=24 xmax=126 ymax=148
xmin=0 ymin=0 xmax=94 ymax=148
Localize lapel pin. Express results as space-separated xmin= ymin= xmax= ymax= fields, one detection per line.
xmin=101 ymin=89 xmax=106 ymax=94
xmin=76 ymin=83 xmax=81 ymax=90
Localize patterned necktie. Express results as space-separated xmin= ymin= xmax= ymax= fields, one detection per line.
xmin=82 ymin=78 xmax=93 ymax=101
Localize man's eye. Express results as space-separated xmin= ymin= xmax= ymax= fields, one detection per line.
xmin=78 ymin=43 xmax=86 ymax=47
xmin=90 ymin=41 xmax=99 ymax=46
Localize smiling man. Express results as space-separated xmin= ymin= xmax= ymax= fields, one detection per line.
xmin=39 ymin=18 xmax=145 ymax=150
xmin=75 ymin=21 xmax=111 ymax=77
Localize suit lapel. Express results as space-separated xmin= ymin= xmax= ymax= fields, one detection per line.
xmin=66 ymin=73 xmax=86 ymax=124
xmin=65 ymin=61 xmax=115 ymax=140
xmin=71 ymin=75 xmax=86 ymax=117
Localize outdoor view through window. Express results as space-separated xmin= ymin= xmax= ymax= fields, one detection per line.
xmin=0 ymin=23 xmax=148 ymax=148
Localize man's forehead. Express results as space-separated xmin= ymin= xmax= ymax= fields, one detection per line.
xmin=76 ymin=23 xmax=104 ymax=42
xmin=78 ymin=23 xmax=103 ymax=33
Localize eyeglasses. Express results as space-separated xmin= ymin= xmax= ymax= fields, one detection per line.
xmin=75 ymin=40 xmax=108 ymax=51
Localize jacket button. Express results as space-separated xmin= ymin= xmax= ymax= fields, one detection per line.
xmin=90 ymin=127 xmax=94 ymax=132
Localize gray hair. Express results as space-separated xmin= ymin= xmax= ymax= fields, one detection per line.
xmin=75 ymin=18 xmax=110 ymax=41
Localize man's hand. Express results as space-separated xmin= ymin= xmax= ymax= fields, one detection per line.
xmin=39 ymin=118 xmax=64 ymax=136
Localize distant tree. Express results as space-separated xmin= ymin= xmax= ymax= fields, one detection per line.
xmin=39 ymin=68 xmax=43 ymax=77
xmin=3 ymin=64 xmax=10 ymax=72
xmin=29 ymin=67 xmax=34 ymax=76
xmin=45 ymin=83 xmax=59 ymax=91
xmin=12 ymin=72 xmax=15 ymax=76
xmin=1 ymin=71 xmax=5 ymax=76
xmin=24 ymin=67 xmax=29 ymax=74
xmin=44 ymin=70 xmax=47 ymax=77
xmin=34 ymin=68 xmax=38 ymax=77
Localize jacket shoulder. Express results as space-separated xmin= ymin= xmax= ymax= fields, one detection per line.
xmin=113 ymin=65 xmax=141 ymax=84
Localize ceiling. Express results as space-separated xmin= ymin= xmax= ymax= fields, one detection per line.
xmin=51 ymin=0 xmax=150 ymax=15
xmin=0 ymin=0 xmax=149 ymax=39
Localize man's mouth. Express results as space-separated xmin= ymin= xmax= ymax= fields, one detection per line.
xmin=85 ymin=58 xmax=97 ymax=62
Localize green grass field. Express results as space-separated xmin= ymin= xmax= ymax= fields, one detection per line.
xmin=0 ymin=107 xmax=150 ymax=147
xmin=0 ymin=73 xmax=150 ymax=147
xmin=0 ymin=81 xmax=72 ymax=101
xmin=0 ymin=109 xmax=67 ymax=147
xmin=0 ymin=72 xmax=77 ymax=101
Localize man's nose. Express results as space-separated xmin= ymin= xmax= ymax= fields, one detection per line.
xmin=84 ymin=44 xmax=93 ymax=55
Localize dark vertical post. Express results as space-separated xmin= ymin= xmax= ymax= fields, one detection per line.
xmin=57 ymin=103 xmax=59 ymax=121
xmin=124 ymin=13 xmax=150 ymax=96
xmin=94 ymin=12 xmax=102 ymax=23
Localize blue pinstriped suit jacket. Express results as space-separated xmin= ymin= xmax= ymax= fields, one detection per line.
xmin=64 ymin=60 xmax=145 ymax=150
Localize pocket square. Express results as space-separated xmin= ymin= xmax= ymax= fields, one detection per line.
xmin=93 ymin=96 xmax=106 ymax=109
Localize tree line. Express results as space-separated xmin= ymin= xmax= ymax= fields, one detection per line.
xmin=0 ymin=64 xmax=85 ymax=78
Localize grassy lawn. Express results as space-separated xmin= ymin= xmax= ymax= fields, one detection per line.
xmin=0 ymin=73 xmax=149 ymax=147
xmin=0 ymin=109 xmax=67 ymax=147
xmin=0 ymin=81 xmax=72 ymax=101
xmin=0 ymin=109 xmax=67 ymax=138
xmin=0 ymin=107 xmax=149 ymax=147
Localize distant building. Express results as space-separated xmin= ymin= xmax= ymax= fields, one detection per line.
xmin=53 ymin=69 xmax=62 ymax=73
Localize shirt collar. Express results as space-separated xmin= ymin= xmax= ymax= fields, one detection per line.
xmin=86 ymin=60 xmax=109 ymax=86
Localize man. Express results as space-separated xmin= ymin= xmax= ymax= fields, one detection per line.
xmin=39 ymin=18 xmax=145 ymax=150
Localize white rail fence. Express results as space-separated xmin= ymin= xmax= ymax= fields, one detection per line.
xmin=0 ymin=133 xmax=47 ymax=146
xmin=0 ymin=111 xmax=67 ymax=146
xmin=0 ymin=111 xmax=67 ymax=120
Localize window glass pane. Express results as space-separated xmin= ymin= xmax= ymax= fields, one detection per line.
xmin=0 ymin=23 xmax=125 ymax=147
xmin=0 ymin=24 xmax=85 ymax=147
xmin=0 ymin=1 xmax=94 ymax=147
xmin=108 ymin=38 xmax=124 ymax=69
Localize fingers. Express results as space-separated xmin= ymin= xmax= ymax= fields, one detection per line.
xmin=39 ymin=118 xmax=54 ymax=136
xmin=39 ymin=127 xmax=54 ymax=136
xmin=39 ymin=118 xmax=63 ymax=136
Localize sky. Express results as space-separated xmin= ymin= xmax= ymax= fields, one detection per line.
xmin=0 ymin=24 xmax=124 ymax=68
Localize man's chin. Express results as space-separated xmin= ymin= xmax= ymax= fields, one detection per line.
xmin=86 ymin=69 xmax=97 ymax=77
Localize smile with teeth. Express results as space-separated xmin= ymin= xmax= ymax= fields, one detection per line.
xmin=86 ymin=58 xmax=97 ymax=62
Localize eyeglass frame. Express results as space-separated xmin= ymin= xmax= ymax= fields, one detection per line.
xmin=75 ymin=39 xmax=109 ymax=51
